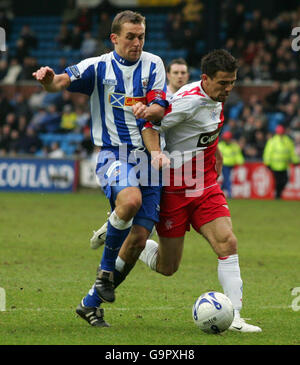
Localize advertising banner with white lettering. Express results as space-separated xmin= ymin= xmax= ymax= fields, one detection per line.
xmin=230 ymin=162 xmax=300 ymax=200
xmin=0 ymin=158 xmax=79 ymax=192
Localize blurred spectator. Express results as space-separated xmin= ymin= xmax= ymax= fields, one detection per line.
xmin=48 ymin=141 xmax=65 ymax=158
xmin=18 ymin=114 xmax=28 ymax=137
xmin=0 ymin=124 xmax=11 ymax=155
xmin=218 ymin=131 xmax=245 ymax=198
xmin=56 ymin=90 xmax=74 ymax=112
xmin=75 ymin=106 xmax=90 ymax=130
xmin=5 ymin=112 xmax=18 ymax=130
xmin=76 ymin=7 xmax=92 ymax=32
xmin=0 ymin=59 xmax=8 ymax=80
xmin=70 ymin=26 xmax=83 ymax=49
xmin=62 ymin=0 xmax=79 ymax=25
xmin=20 ymin=24 xmax=38 ymax=50
xmin=80 ymin=32 xmax=97 ymax=58
xmin=11 ymin=93 xmax=31 ymax=119
xmin=15 ymin=38 xmax=29 ymax=64
xmin=8 ymin=129 xmax=20 ymax=155
xmin=2 ymin=58 xmax=22 ymax=84
xmin=18 ymin=126 xmax=42 ymax=155
xmin=54 ymin=57 xmax=68 ymax=74
xmin=39 ymin=104 xmax=61 ymax=133
xmin=56 ymin=24 xmax=72 ymax=50
xmin=60 ymin=104 xmax=77 ymax=132
xmin=28 ymin=86 xmax=47 ymax=111
xmin=80 ymin=126 xmax=94 ymax=157
xmin=29 ymin=106 xmax=47 ymax=131
xmin=263 ymin=125 xmax=300 ymax=199
xmin=18 ymin=57 xmax=39 ymax=81
xmin=225 ymin=3 xmax=245 ymax=39
xmin=0 ymin=90 xmax=14 ymax=123
xmin=166 ymin=14 xmax=186 ymax=49
xmin=98 ymin=11 xmax=112 ymax=41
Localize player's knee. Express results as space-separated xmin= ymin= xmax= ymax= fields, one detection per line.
xmin=121 ymin=196 xmax=142 ymax=218
xmin=222 ymin=233 xmax=238 ymax=256
xmin=157 ymin=263 xmax=179 ymax=277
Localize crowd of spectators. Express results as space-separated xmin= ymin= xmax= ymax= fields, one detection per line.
xmin=1 ymin=1 xmax=300 ymax=161
xmin=0 ymin=86 xmax=94 ymax=158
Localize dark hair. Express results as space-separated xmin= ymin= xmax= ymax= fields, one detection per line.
xmin=111 ymin=10 xmax=146 ymax=35
xmin=201 ymin=49 xmax=238 ymax=79
xmin=167 ymin=58 xmax=188 ymax=73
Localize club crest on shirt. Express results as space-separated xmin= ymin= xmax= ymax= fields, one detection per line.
xmin=142 ymin=77 xmax=149 ymax=89
xmin=109 ymin=92 xmax=146 ymax=108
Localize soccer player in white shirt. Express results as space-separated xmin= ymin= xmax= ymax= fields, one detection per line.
xmin=92 ymin=49 xmax=262 ymax=332
xmin=33 ymin=10 xmax=169 ymax=327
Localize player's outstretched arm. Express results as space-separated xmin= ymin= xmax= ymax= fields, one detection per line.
xmin=32 ymin=66 xmax=71 ymax=92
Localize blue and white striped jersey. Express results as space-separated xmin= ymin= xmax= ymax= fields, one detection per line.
xmin=65 ymin=50 xmax=167 ymax=149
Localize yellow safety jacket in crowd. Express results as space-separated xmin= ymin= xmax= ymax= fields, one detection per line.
xmin=218 ymin=141 xmax=245 ymax=167
xmin=263 ymin=134 xmax=300 ymax=171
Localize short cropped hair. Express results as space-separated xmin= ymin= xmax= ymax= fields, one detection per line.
xmin=111 ymin=10 xmax=146 ymax=35
xmin=166 ymin=58 xmax=188 ymax=73
xmin=201 ymin=49 xmax=238 ymax=79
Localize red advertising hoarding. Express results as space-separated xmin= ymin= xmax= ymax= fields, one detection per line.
xmin=220 ymin=162 xmax=300 ymax=200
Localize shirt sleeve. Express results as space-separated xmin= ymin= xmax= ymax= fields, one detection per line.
xmin=159 ymin=96 xmax=191 ymax=131
xmin=146 ymin=56 xmax=168 ymax=109
xmin=65 ymin=58 xmax=96 ymax=96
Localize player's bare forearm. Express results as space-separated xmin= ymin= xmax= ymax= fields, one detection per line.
xmin=144 ymin=103 xmax=165 ymax=121
xmin=133 ymin=102 xmax=165 ymax=122
xmin=142 ymin=128 xmax=170 ymax=169
xmin=32 ymin=66 xmax=70 ymax=92
xmin=142 ymin=128 xmax=161 ymax=153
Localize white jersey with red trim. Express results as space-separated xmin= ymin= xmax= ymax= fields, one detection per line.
xmin=159 ymin=81 xmax=224 ymax=192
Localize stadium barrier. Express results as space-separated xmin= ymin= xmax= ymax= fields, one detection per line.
xmin=228 ymin=162 xmax=300 ymax=200
xmin=0 ymin=156 xmax=79 ymax=192
xmin=1 ymin=157 xmax=299 ymax=199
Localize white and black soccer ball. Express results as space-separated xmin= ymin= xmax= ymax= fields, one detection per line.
xmin=192 ymin=291 xmax=234 ymax=334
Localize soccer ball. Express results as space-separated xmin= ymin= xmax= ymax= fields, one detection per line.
xmin=192 ymin=291 xmax=234 ymax=334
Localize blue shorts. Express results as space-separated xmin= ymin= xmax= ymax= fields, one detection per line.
xmin=96 ymin=147 xmax=162 ymax=229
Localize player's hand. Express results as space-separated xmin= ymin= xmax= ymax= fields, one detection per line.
xmin=32 ymin=66 xmax=55 ymax=86
xmin=132 ymin=102 xmax=148 ymax=119
xmin=151 ymin=151 xmax=170 ymax=170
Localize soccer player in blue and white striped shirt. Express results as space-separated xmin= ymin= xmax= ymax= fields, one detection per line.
xmin=33 ymin=10 xmax=169 ymax=327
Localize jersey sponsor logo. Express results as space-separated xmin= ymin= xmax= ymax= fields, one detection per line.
xmin=69 ymin=65 xmax=80 ymax=79
xmin=109 ymin=93 xmax=146 ymax=108
xmin=197 ymin=127 xmax=222 ymax=148
xmin=103 ymin=78 xmax=118 ymax=86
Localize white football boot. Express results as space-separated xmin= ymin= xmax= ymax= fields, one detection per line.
xmin=90 ymin=214 xmax=157 ymax=249
xmin=229 ymin=317 xmax=262 ymax=333
xmin=90 ymin=221 xmax=108 ymax=249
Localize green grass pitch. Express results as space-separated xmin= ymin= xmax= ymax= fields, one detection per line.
xmin=0 ymin=191 xmax=299 ymax=345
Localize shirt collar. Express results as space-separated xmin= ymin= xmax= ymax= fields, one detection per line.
xmin=113 ymin=51 xmax=139 ymax=66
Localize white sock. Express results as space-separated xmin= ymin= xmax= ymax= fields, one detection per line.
xmin=139 ymin=239 xmax=158 ymax=271
xmin=109 ymin=210 xmax=133 ymax=230
xmin=217 ymin=254 xmax=243 ymax=315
